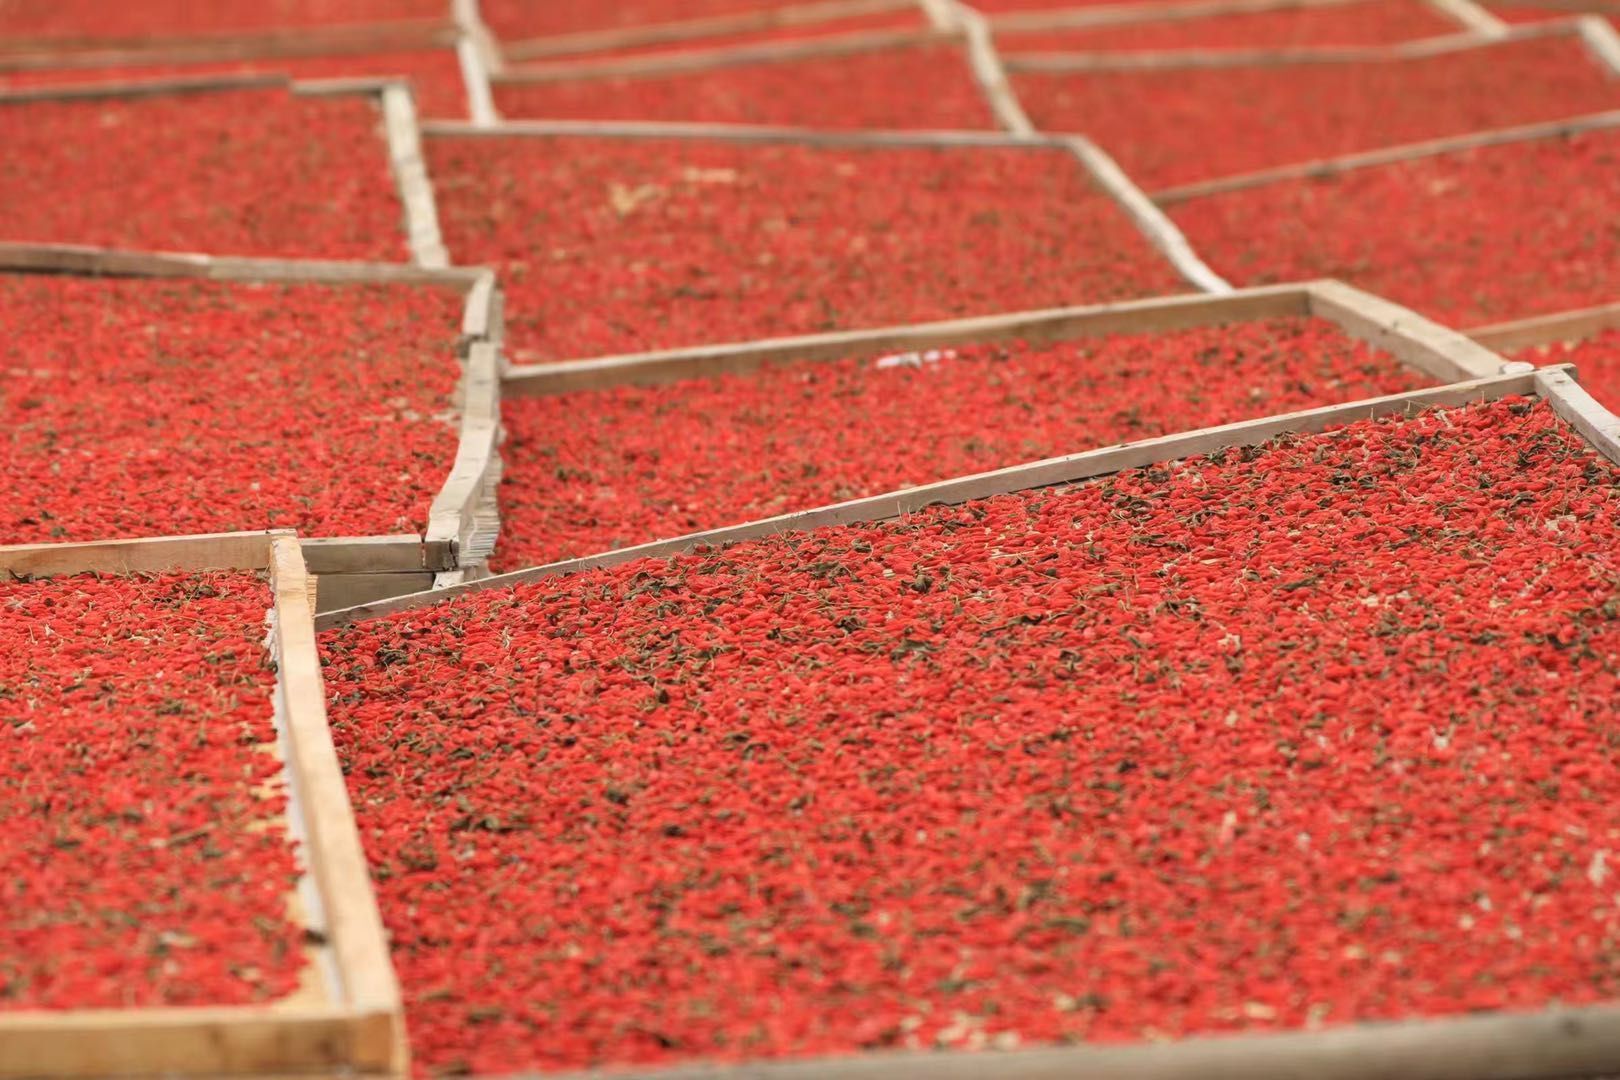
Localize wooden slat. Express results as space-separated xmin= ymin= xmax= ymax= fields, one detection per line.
xmin=426 ymin=341 xmax=503 ymax=563
xmin=500 ymin=0 xmax=917 ymax=61
xmin=987 ymin=0 xmax=1364 ymax=32
xmin=1004 ymin=20 xmax=1557 ymax=71
xmin=1152 ymin=108 xmax=1620 ymax=205
xmin=380 ymin=83 xmax=451 ymax=268
xmin=0 ymin=1007 xmax=366 ymax=1078
xmin=0 ymin=241 xmax=485 ymax=286
xmin=1536 ymin=366 xmax=1620 ymax=467
xmin=503 ymin=285 xmax=1306 ymax=395
xmin=1468 ymin=299 xmax=1620 ymax=351
xmin=498 ymin=27 xmax=955 ymax=82
xmin=421 ymin=116 xmax=1064 ymax=147
xmin=1062 ymin=135 xmax=1232 ymax=293
xmin=459 ymin=270 xmax=501 ymax=345
xmin=455 ymin=32 xmax=500 ymax=125
xmin=0 ymin=72 xmax=288 ymax=103
xmin=1306 ymin=280 xmax=1508 ymax=381
xmin=0 ymin=17 xmax=452 ymax=62
xmin=300 ymin=535 xmax=453 ymax=574
xmin=0 ymin=23 xmax=457 ymax=74
xmin=0 ymin=530 xmax=282 ymax=578
xmin=961 ymin=8 xmax=1037 ymax=134
xmin=533 ymin=999 xmax=1620 ymax=1080
xmin=1426 ymin=0 xmax=1510 ymax=34
xmin=314 ymin=570 xmax=439 ymax=611
xmin=268 ymin=539 xmax=404 ymax=1074
xmin=1577 ymin=13 xmax=1620 ymax=74
xmin=318 ymin=369 xmax=1544 ymax=629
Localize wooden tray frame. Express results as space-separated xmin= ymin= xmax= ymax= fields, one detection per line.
xmin=0 ymin=242 xmax=505 ymax=610
xmin=420 ymin=119 xmax=1228 ymax=307
xmin=324 ymin=277 xmax=1513 ymax=627
xmin=0 ymin=75 xmax=449 ymax=270
xmin=0 ymin=531 xmax=403 ymax=1078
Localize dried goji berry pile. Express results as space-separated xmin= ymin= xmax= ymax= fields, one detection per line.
xmin=0 ymin=49 xmax=469 ymax=118
xmin=492 ymin=316 xmax=1425 ymax=569
xmin=996 ymin=0 xmax=1456 ymax=51
xmin=493 ymin=45 xmax=995 ymax=130
xmin=1 ymin=570 xmax=304 ymax=1009
xmin=1517 ymin=329 xmax=1620 ymax=412
xmin=0 ymin=86 xmax=407 ymax=260
xmin=1014 ymin=34 xmax=1620 ymax=187
xmin=1171 ymin=129 xmax=1620 ymax=325
xmin=0 ymin=0 xmax=445 ymax=41
xmin=427 ymin=135 xmax=1188 ymax=363
xmin=0 ymin=275 xmax=464 ymax=543
xmin=322 ymin=396 xmax=1620 ymax=1075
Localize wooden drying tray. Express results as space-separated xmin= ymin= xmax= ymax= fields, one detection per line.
xmin=319 ymin=277 xmax=1526 ymax=629
xmin=420 ymin=117 xmax=1228 ymax=294
xmin=0 ymin=531 xmax=403 ymax=1078
xmin=0 ymin=242 xmax=505 ymax=610
xmin=0 ymin=75 xmax=450 ymax=269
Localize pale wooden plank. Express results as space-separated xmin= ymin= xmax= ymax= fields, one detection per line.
xmin=0 ymin=72 xmax=287 ymax=103
xmin=1426 ymin=0 xmax=1511 ymax=34
xmin=530 ymin=1000 xmax=1620 ymax=1080
xmin=459 ymin=270 xmax=500 ymax=345
xmin=0 ymin=18 xmax=452 ymax=64
xmin=500 ymin=0 xmax=917 ymax=61
xmin=1468 ymin=299 xmax=1620 ymax=351
xmin=0 ymin=22 xmax=457 ymax=74
xmin=961 ymin=9 xmax=1037 ymax=134
xmin=426 ymin=342 xmax=503 ymax=563
xmin=917 ymin=0 xmax=962 ymax=31
xmin=0 ymin=241 xmax=485 ymax=286
xmin=1306 ymin=279 xmax=1508 ymax=381
xmin=1536 ymin=366 xmax=1620 ymax=466
xmin=0 ymin=1007 xmax=363 ymax=1078
xmin=1062 ymin=135 xmax=1233 ymax=293
xmin=318 ymin=369 xmax=1544 ymax=629
xmin=498 ymin=27 xmax=954 ymax=82
xmin=300 ymin=536 xmax=453 ymax=574
xmin=503 ymin=286 xmax=1308 ymax=395
xmin=421 ymin=117 xmax=1063 ymax=147
xmin=1152 ymin=108 xmax=1620 ymax=205
xmin=0 ymin=530 xmax=281 ymax=578
xmin=380 ymin=83 xmax=451 ymax=268
xmin=314 ymin=570 xmax=439 ymax=611
xmin=1005 ymin=28 xmax=1509 ymax=71
xmin=1577 ymin=13 xmax=1620 ymax=74
xmin=452 ymin=0 xmax=508 ymax=77
xmin=268 ymin=539 xmax=404 ymax=1074
xmin=456 ymin=33 xmax=500 ymax=124
xmin=986 ymin=0 xmax=1364 ymax=32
